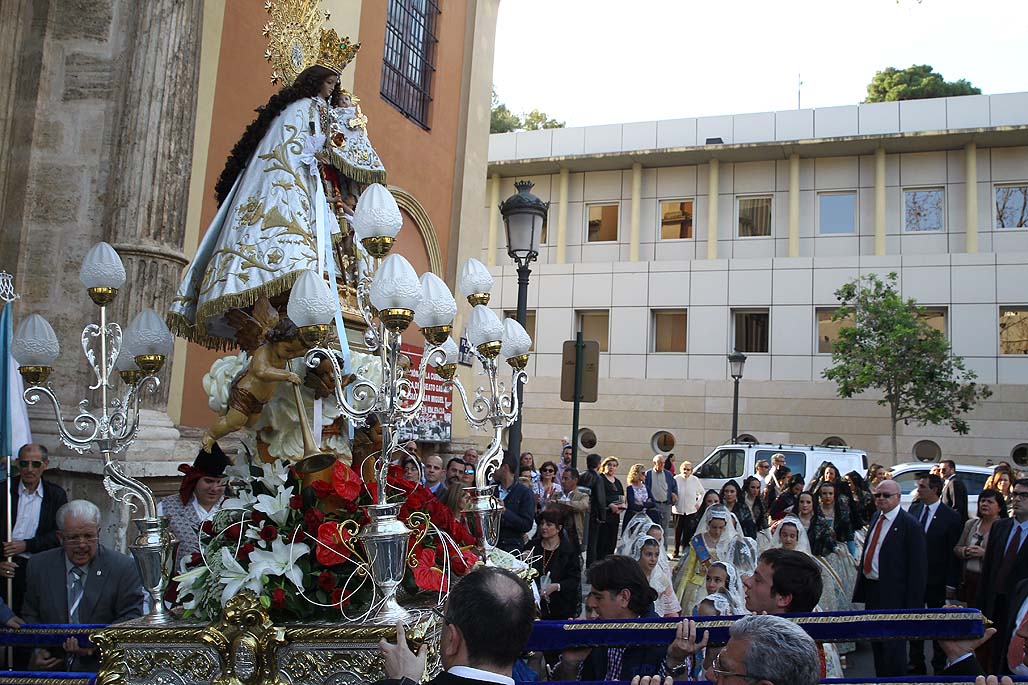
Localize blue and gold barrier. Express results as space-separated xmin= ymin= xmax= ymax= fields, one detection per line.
xmin=543 ymin=680 xmax=1028 ymax=685
xmin=0 ymin=671 xmax=95 ymax=685
xmin=525 ymin=608 xmax=985 ymax=651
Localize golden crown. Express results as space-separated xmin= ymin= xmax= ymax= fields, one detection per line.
xmin=316 ymin=28 xmax=360 ymax=74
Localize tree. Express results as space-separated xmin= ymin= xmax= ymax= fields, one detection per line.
xmin=490 ymin=90 xmax=564 ymax=134
xmin=822 ymin=273 xmax=991 ymax=461
xmin=865 ymin=65 xmax=980 ymax=103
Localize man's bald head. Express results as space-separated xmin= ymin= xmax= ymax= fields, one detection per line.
xmin=874 ymin=478 xmax=901 ymax=513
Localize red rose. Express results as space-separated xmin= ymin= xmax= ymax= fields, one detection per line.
xmin=330 ymin=586 xmax=351 ymax=607
xmin=189 ymin=552 xmax=203 ymax=567
xmin=311 ymin=480 xmax=334 ymax=500
xmin=259 ymin=525 xmax=278 ymax=542
xmin=200 ymin=520 xmax=214 ymax=535
xmin=224 ymin=522 xmax=242 ymax=541
xmin=317 ymin=570 xmax=335 ymax=593
xmin=271 ymin=588 xmax=286 ymax=610
xmin=316 ymin=521 xmax=352 ymax=566
xmin=251 ymin=511 xmax=265 ymax=523
xmin=237 ymin=543 xmax=255 ymax=560
xmin=332 ymin=461 xmax=363 ymax=501
xmin=304 ymin=508 xmax=325 ymax=532
xmin=289 ymin=494 xmax=304 ymax=510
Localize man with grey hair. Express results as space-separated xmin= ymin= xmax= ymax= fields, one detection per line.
xmin=665 ymin=615 xmax=819 ymax=685
xmin=22 ymin=500 xmax=143 ymax=672
xmin=645 ymin=454 xmax=677 ymax=551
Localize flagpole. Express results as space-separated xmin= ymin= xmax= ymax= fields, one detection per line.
xmin=0 ymin=272 xmax=19 ymax=670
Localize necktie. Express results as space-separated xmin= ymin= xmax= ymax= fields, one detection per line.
xmin=997 ymin=525 xmax=1024 ymax=588
xmin=919 ymin=505 xmax=930 ymax=530
xmin=1008 ymin=609 xmax=1028 ymax=671
xmin=863 ymin=515 xmax=886 ymax=577
xmin=68 ymin=566 xmax=85 ymax=624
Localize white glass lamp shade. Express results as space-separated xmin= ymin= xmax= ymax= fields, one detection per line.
xmin=369 ymin=254 xmax=421 ymax=312
xmin=352 ymin=183 xmax=402 ymax=241
xmin=467 ymin=305 xmax=504 ymax=348
xmin=124 ymin=309 xmax=174 ymax=357
xmin=414 ymin=273 xmax=457 ymax=328
xmin=504 ymin=211 xmax=543 ymax=261
xmin=79 ymin=242 xmax=126 ymax=289
xmin=11 ymin=314 xmax=60 ymax=366
xmin=287 ymin=270 xmax=336 ymax=327
xmin=500 ymin=318 xmax=532 ymax=358
xmin=457 ymin=258 xmax=493 ymax=298
xmin=437 ymin=337 xmax=459 ymax=365
xmin=114 ymin=347 xmax=139 ymax=372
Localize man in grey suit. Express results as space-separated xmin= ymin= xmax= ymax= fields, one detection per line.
xmin=21 ymin=500 xmax=144 ymax=672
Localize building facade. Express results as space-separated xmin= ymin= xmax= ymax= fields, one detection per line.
xmin=479 ymin=94 xmax=1028 ymax=467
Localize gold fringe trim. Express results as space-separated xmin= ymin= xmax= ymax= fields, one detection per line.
xmin=328 ymin=155 xmax=387 ymax=186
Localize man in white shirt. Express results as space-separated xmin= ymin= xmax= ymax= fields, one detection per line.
xmin=671 ymin=461 xmax=704 ymax=558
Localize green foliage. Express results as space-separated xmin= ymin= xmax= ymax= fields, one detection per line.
xmin=865 ymin=65 xmax=981 ymax=103
xmin=822 ymin=273 xmax=991 ymax=460
xmin=490 ymin=89 xmax=564 ymax=134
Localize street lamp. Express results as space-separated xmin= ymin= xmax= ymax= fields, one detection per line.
xmin=728 ymin=350 xmax=747 ymax=443
xmin=500 ymin=180 xmax=548 ymax=457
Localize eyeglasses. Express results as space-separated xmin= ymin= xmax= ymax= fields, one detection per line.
xmin=540 ymin=468 xmax=555 ymax=473
xmin=711 ymin=652 xmax=763 ymax=682
xmin=18 ymin=460 xmax=42 ymax=469
xmin=463 ymin=468 xmax=475 ymax=475
xmin=874 ymin=493 xmax=897 ymax=499
xmin=62 ymin=534 xmax=98 ymax=545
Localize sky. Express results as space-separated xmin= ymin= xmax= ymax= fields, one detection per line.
xmin=491 ymin=0 xmax=1028 ymax=128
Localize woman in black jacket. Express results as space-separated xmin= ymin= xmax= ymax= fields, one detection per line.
xmin=526 ymin=508 xmax=581 ymax=620
xmin=721 ymin=479 xmax=756 ymax=539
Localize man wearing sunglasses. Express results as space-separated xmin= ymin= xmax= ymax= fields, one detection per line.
xmin=0 ymin=443 xmax=68 ymax=616
xmin=853 ymin=478 xmax=927 ymax=677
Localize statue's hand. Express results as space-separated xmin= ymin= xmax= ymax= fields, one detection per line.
xmin=286 ymin=372 xmax=302 ymax=386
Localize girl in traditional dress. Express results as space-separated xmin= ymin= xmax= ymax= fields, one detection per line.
xmin=673 ymin=504 xmax=756 ymax=614
xmin=630 ymin=534 xmax=681 ymax=617
xmin=618 ymin=512 xmax=662 ymax=556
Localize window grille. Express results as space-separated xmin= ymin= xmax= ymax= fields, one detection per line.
xmin=381 ymin=0 xmax=440 ymax=129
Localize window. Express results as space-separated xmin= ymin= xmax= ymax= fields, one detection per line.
xmin=1000 ymin=307 xmax=1028 ymax=354
xmin=577 ymin=310 xmax=609 ymax=352
xmin=822 ymin=436 xmax=848 ymax=447
xmin=816 ymin=308 xmax=854 ymax=354
xmin=652 ymin=309 xmax=687 ymax=353
xmin=903 ymin=188 xmax=945 ymax=232
xmin=696 ymin=449 xmax=744 ymax=480
xmin=578 ymin=428 xmax=597 ymax=451
xmin=754 ymin=449 xmax=806 ymax=477
xmin=738 ymin=434 xmax=759 ymax=444
xmin=733 ymin=309 xmax=769 ymax=353
xmin=652 ymin=431 xmax=675 ymax=454
xmin=586 ymin=204 xmax=619 ymax=242
xmin=660 ymin=200 xmax=694 ymax=239
xmin=737 ymin=196 xmax=772 ymax=237
xmin=893 ymin=470 xmax=922 ymax=495
xmin=995 ymin=184 xmax=1028 ymax=229
xmin=818 ymin=192 xmax=857 ymax=235
xmin=1013 ymin=443 xmax=1028 ymax=467
xmin=381 ymin=0 xmax=440 ymax=128
xmin=963 ymin=472 xmax=989 ymax=497
xmin=918 ymin=308 xmax=947 ymax=338
xmin=913 ymin=439 xmax=941 ymax=463
xmin=503 ymin=310 xmax=536 ymax=351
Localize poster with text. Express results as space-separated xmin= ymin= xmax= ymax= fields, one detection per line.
xmin=396 ymin=342 xmax=452 ymax=443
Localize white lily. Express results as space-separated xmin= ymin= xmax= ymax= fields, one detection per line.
xmin=254 ymin=485 xmax=294 ymax=527
xmin=258 ymin=459 xmax=290 ymax=492
xmin=216 ymin=546 xmax=264 ymax=605
xmin=173 ymin=566 xmax=208 ymax=610
xmin=223 ymin=488 xmax=257 ymax=511
xmin=248 ymin=537 xmax=310 ymax=592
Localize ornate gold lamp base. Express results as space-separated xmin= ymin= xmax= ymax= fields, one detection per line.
xmin=94 ymin=592 xmax=443 ymax=685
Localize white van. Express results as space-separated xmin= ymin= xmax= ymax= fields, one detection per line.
xmin=694 ymin=442 xmax=869 ymax=492
xmin=889 ymin=462 xmax=993 ymax=514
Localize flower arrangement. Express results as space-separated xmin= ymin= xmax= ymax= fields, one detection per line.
xmin=172 ymin=456 xmax=480 ymax=622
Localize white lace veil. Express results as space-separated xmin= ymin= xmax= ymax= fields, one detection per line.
xmin=618 ymin=512 xmax=661 ymax=556
xmin=695 ymin=505 xmax=757 ymax=575
xmin=629 ymin=533 xmax=673 ymax=590
xmin=769 ymin=514 xmax=812 ymax=555
xmin=694 ymin=504 xmax=737 ymax=538
xmin=707 ymin=560 xmax=747 ymax=615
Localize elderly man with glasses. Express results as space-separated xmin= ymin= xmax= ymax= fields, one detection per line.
xmin=21 ymin=500 xmax=143 ymax=672
xmin=0 ymin=443 xmax=68 ymax=617
xmin=853 ymin=478 xmax=928 ymax=677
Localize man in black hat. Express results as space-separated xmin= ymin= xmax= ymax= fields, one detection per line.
xmin=157 ymin=444 xmax=230 ymax=566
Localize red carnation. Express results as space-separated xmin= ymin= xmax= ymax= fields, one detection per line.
xmin=237 ymin=543 xmax=255 ymax=561
xmin=304 ymin=507 xmax=325 ymax=532
xmin=251 ymin=511 xmax=265 ymax=523
xmin=200 ymin=520 xmax=214 ymax=536
xmin=224 ymin=522 xmax=242 ymax=541
xmin=271 ymin=588 xmax=286 ymax=610
xmin=316 ymin=521 xmax=352 ymax=566
xmin=189 ymin=552 xmax=203 ymax=567
xmin=259 ymin=524 xmax=278 ymax=542
xmin=330 ymin=586 xmax=351 ymax=607
xmin=289 ymin=494 xmax=304 ymax=510
xmin=317 ymin=570 xmax=335 ymax=593
xmin=311 ymin=480 xmax=334 ymax=500
xmin=332 ymin=461 xmax=363 ymax=501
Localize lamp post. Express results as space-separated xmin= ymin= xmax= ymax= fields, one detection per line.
xmin=728 ymin=350 xmax=747 ymax=443
xmin=499 ymin=180 xmax=548 ymax=458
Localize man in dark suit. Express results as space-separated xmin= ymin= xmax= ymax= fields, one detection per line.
xmin=940 ymin=459 xmax=969 ymax=523
xmin=578 ymin=453 xmax=606 ymax=567
xmin=854 ymin=478 xmax=928 ymax=677
xmin=977 ymin=478 xmax=1028 ymax=672
xmin=909 ymin=473 xmax=964 ymax=674
xmin=21 ymin=500 xmax=143 ymax=672
xmin=0 ymin=444 xmax=68 ymax=614
xmin=377 ymin=566 xmax=535 ymax=685
xmin=493 ymin=451 xmax=534 ymax=553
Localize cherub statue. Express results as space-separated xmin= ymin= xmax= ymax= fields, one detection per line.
xmin=201 ymin=297 xmax=309 ymax=452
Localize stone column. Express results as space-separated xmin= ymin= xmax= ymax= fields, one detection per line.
xmin=964 ymin=143 xmax=978 ymax=253
xmin=874 ymin=147 xmax=887 ymax=256
xmin=486 ymin=173 xmax=500 ymax=266
xmin=706 ymin=159 xmax=719 ymax=260
xmin=101 ymin=0 xmax=203 ymax=413
xmin=628 ymin=163 xmax=642 ymax=261
xmin=555 ymin=167 xmax=568 ymax=264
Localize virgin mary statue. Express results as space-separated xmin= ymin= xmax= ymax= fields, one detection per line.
xmin=168 ymin=29 xmax=386 ymax=349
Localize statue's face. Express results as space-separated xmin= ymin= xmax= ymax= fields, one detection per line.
xmin=320 ymin=74 xmax=339 ymax=99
